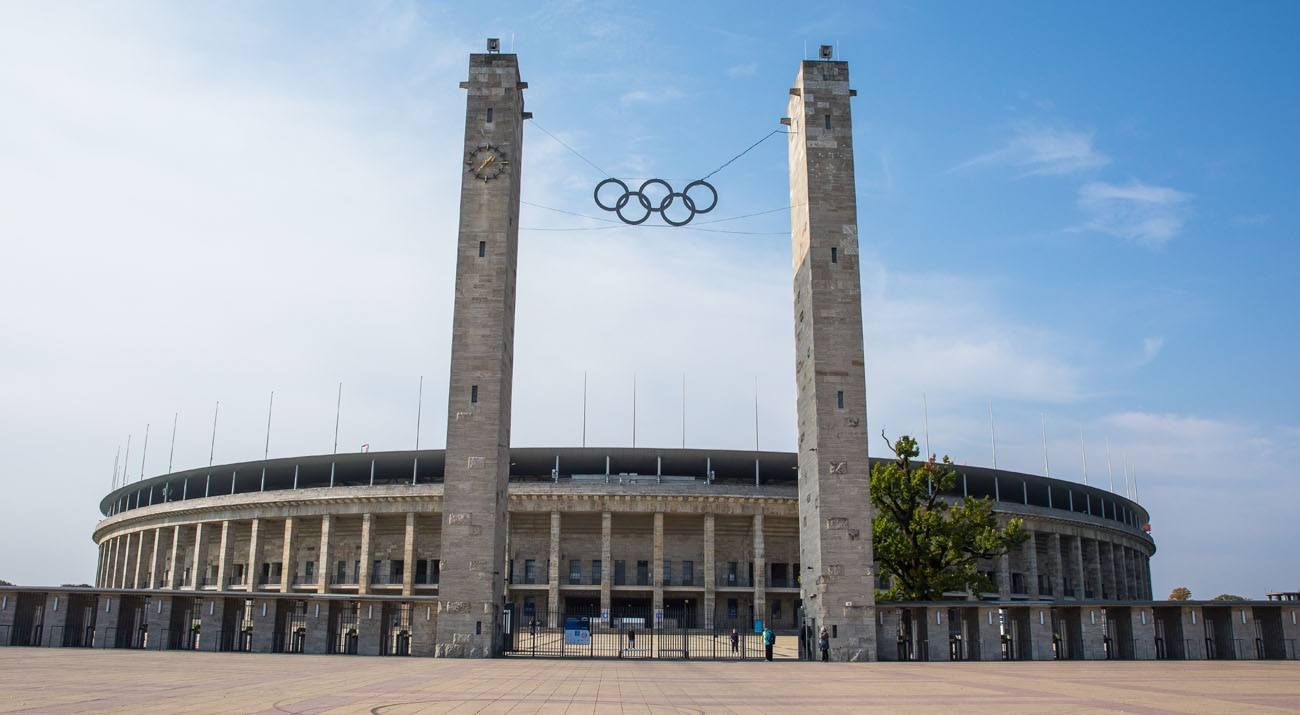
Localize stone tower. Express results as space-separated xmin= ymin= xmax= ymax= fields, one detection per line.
xmin=435 ymin=46 xmax=527 ymax=657
xmin=786 ymin=56 xmax=876 ymax=661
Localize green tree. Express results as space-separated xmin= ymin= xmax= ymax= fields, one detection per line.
xmin=1212 ymin=593 xmax=1246 ymax=601
xmin=871 ymin=433 xmax=1027 ymax=601
xmin=1168 ymin=586 xmax=1192 ymax=601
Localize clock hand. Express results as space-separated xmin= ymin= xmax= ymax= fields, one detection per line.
xmin=477 ymin=154 xmax=496 ymax=171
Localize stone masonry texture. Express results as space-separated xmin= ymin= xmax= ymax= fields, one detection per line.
xmin=787 ymin=58 xmax=875 ymax=661
xmin=436 ymin=50 xmax=525 ymax=658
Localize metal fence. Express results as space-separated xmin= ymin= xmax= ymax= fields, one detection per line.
xmin=504 ymin=605 xmax=787 ymax=660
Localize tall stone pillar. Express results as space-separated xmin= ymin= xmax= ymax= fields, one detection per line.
xmin=1049 ymin=533 xmax=1065 ymax=600
xmin=132 ymin=531 xmax=146 ymax=589
xmin=752 ymin=512 xmax=766 ymax=628
xmin=120 ymin=533 xmax=134 ymax=589
xmin=997 ymin=553 xmax=1011 ymax=600
xmin=358 ymin=513 xmax=373 ymax=596
xmin=216 ymin=520 xmax=233 ymax=590
xmin=436 ymin=46 xmax=527 ymax=659
xmin=402 ymin=513 xmax=416 ymax=596
xmin=787 ymin=52 xmax=875 ymax=661
xmin=703 ymin=513 xmax=716 ymax=629
xmin=1103 ymin=541 xmax=1118 ymax=600
xmin=1071 ymin=536 xmax=1085 ymax=599
xmin=1025 ymin=531 xmax=1040 ymax=598
xmin=600 ymin=512 xmax=612 ymax=620
xmin=317 ymin=515 xmax=332 ymax=593
xmin=652 ymin=512 xmax=664 ymax=621
xmin=167 ymin=526 xmax=182 ymax=590
xmin=247 ymin=518 xmax=263 ymax=590
xmin=191 ymin=522 xmax=208 ymax=589
xmin=548 ymin=511 xmax=561 ymax=625
xmin=279 ymin=517 xmax=296 ymax=592
xmin=150 ymin=528 xmax=164 ymax=589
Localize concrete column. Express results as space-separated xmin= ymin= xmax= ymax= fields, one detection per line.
xmin=110 ymin=536 xmax=123 ymax=588
xmin=94 ymin=595 xmax=122 ymax=648
xmin=876 ymin=608 xmax=901 ymax=661
xmin=1027 ymin=607 xmax=1054 ymax=660
xmin=652 ymin=512 xmax=664 ymax=620
xmin=317 ymin=514 xmax=332 ymax=593
xmin=42 ymin=593 xmax=69 ymax=647
xmin=548 ymin=511 xmax=561 ymax=626
xmin=1103 ymin=541 xmax=1118 ymax=600
xmin=250 ymin=598 xmax=276 ymax=653
xmin=412 ymin=601 xmax=438 ymax=657
xmin=149 ymin=528 xmax=164 ymax=589
xmin=304 ymin=600 xmax=329 ymax=655
xmin=599 ymin=511 xmax=612 ymax=619
xmin=358 ymin=513 xmax=373 ymax=596
xmin=1049 ymin=533 xmax=1065 ymax=601
xmin=1114 ymin=544 xmax=1128 ymax=600
xmin=402 ymin=513 xmax=416 ymax=596
xmin=279 ymin=517 xmax=296 ymax=592
xmin=198 ymin=597 xmax=225 ymax=652
xmin=703 ymin=513 xmax=716 ymax=629
xmin=1085 ymin=537 xmax=1102 ymax=599
xmin=977 ymin=606 xmax=1002 ymax=661
xmin=1130 ymin=606 xmax=1156 ymax=659
xmin=926 ymin=607 xmax=950 ymax=662
xmin=216 ymin=520 xmax=233 ymax=590
xmin=1071 ymin=536 xmax=1085 ymax=599
xmin=1230 ymin=606 xmax=1258 ymax=660
xmin=997 ymin=553 xmax=1011 ymax=599
xmin=358 ymin=601 xmax=382 ymax=656
xmin=167 ymin=526 xmax=182 ymax=590
xmin=191 ymin=523 xmax=209 ymax=589
xmin=150 ymin=596 xmax=173 ymax=651
xmin=130 ymin=531 xmax=146 ymax=589
xmin=1181 ymin=606 xmax=1207 ymax=659
xmin=1079 ymin=606 xmax=1107 ymax=659
xmin=1024 ymin=531 xmax=1039 ymax=598
xmin=247 ymin=518 xmax=263 ymax=590
xmin=752 ymin=511 xmax=765 ymax=628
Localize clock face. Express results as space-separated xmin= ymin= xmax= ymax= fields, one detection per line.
xmin=466 ymin=145 xmax=507 ymax=181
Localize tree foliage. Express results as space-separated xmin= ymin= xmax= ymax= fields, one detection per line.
xmin=1212 ymin=593 xmax=1246 ymax=601
xmin=1168 ymin=586 xmax=1192 ymax=601
xmin=871 ymin=433 xmax=1027 ymax=601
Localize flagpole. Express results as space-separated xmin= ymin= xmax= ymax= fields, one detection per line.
xmin=139 ymin=423 xmax=150 ymax=481
xmin=581 ymin=371 xmax=587 ymax=448
xmin=122 ymin=434 xmax=132 ymax=489
xmin=111 ymin=446 xmax=120 ymax=491
xmin=1041 ymin=414 xmax=1050 ymax=477
xmin=988 ymin=403 xmax=998 ymax=469
xmin=1106 ymin=438 xmax=1115 ymax=492
xmin=1079 ymin=428 xmax=1088 ymax=485
xmin=631 ymin=373 xmax=636 ymax=449
xmin=167 ymin=412 xmax=178 ymax=474
xmin=208 ymin=401 xmax=219 ymax=467
xmin=922 ymin=393 xmax=931 ymax=459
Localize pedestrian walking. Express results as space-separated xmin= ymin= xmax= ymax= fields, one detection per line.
xmin=762 ymin=626 xmax=774 ymax=661
xmin=730 ymin=627 xmax=739 ymax=654
xmin=819 ymin=627 xmax=830 ymax=662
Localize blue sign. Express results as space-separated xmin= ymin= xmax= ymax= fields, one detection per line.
xmin=563 ymin=616 xmax=591 ymax=646
xmin=753 ymin=619 xmax=764 ymax=634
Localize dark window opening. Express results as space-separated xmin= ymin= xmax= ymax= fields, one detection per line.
xmin=478 ymin=240 xmax=485 ymax=257
xmin=486 ymin=107 xmax=493 ymax=123
xmin=470 ymin=385 xmax=478 ymax=403
xmin=831 ymin=246 xmax=838 ymax=263
xmin=824 ymin=114 xmax=831 ymax=130
xmin=836 ymin=390 xmax=845 ymax=409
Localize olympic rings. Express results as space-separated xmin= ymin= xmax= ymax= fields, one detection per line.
xmin=593 ymin=177 xmax=718 ymax=226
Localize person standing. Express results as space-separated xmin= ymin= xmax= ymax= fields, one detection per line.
xmin=626 ymin=628 xmax=636 ymax=652
xmin=762 ymin=626 xmax=774 ymax=661
xmin=819 ymin=627 xmax=830 ymax=662
xmin=730 ymin=627 xmax=739 ymax=654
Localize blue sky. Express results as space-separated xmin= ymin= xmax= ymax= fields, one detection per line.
xmin=0 ymin=1 xmax=1296 ymax=599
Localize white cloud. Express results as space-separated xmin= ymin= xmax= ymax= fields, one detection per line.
xmin=952 ymin=123 xmax=1110 ymax=176
xmin=726 ymin=63 xmax=758 ymax=78
xmin=1137 ymin=336 xmax=1164 ymax=367
xmin=1076 ymin=180 xmax=1191 ymax=247
xmin=620 ymin=87 xmax=685 ymax=105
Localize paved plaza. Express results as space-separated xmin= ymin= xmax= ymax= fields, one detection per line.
xmin=1 ymin=649 xmax=1299 ymax=714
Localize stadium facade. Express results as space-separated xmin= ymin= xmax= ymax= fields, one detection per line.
xmin=2 ymin=45 xmax=1297 ymax=661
